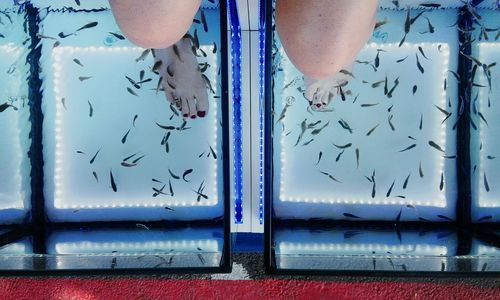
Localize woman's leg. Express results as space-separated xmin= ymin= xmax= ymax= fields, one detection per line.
xmin=276 ymin=0 xmax=378 ymax=80
xmin=109 ymin=0 xmax=201 ymax=49
xmin=109 ymin=0 xmax=209 ymax=119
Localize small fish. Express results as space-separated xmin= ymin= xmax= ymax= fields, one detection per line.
xmin=136 ymin=223 xmax=150 ymax=230
xmin=320 ymin=171 xmax=342 ymax=183
xmin=355 ymin=148 xmax=360 ymax=168
xmin=416 ymin=54 xmax=425 ymax=74
xmin=127 ymin=87 xmax=138 ymax=96
xmin=302 ymin=138 xmax=314 ymax=146
xmin=110 ymin=170 xmax=117 ymax=192
xmin=73 ymin=58 xmax=84 ymax=67
xmin=419 ymin=113 xmax=423 ymax=130
xmin=209 ymin=145 xmax=217 ymax=159
xmin=110 ymin=257 xmax=117 ymax=269
xmin=87 ymin=100 xmax=93 ymax=117
xmin=403 ymin=173 xmax=411 ymax=189
xmin=200 ymin=10 xmax=208 ymax=32
xmin=387 ymin=77 xmax=400 ymax=98
xmin=477 ymin=215 xmax=493 ymax=222
xmin=202 ymin=74 xmax=215 ymax=94
xmin=132 ymin=115 xmax=138 ymax=127
xmin=343 ymin=213 xmax=361 ymax=219
xmin=424 ymin=17 xmax=435 ymax=33
xmin=386 ymin=180 xmax=395 ymax=197
xmin=92 ymin=171 xmax=99 ymax=183
xmin=152 ymin=60 xmax=162 ymax=73
xmin=396 ymin=56 xmax=408 ymax=63
xmin=484 ymin=172 xmax=490 ymax=192
xmin=371 ymin=80 xmax=384 ymax=88
xmin=418 ymin=46 xmax=428 ymax=60
xmin=366 ymin=124 xmax=380 ymax=136
xmin=169 ymin=179 xmax=174 ymax=196
xmin=212 ymin=42 xmax=217 ymax=54
xmin=361 ymin=103 xmax=379 ymax=108
xmin=135 ymin=49 xmax=151 ymax=62
xmin=339 ymin=69 xmax=355 ymax=78
xmin=182 ymin=169 xmax=193 ymax=182
xmin=172 ymin=44 xmax=183 ymax=62
xmin=437 ymin=215 xmax=452 ymax=221
xmin=412 ymin=85 xmax=418 ymax=95
xmin=76 ymin=21 xmax=98 ymax=32
xmin=121 ymin=128 xmax=131 ymax=144
xmin=315 ymin=152 xmax=323 ymax=166
xmin=388 ymin=115 xmax=395 ymax=131
xmin=109 ymin=32 xmax=125 ymax=40
xmin=338 ymin=118 xmax=353 ymax=133
xmin=428 ymin=140 xmax=445 ymax=153
xmin=440 ymin=172 xmax=444 ymax=191
xmin=333 ymin=143 xmax=352 ymax=149
xmin=311 ymin=121 xmax=329 ymax=135
xmin=419 ymin=162 xmax=424 ymax=178
xmin=399 ymin=144 xmax=417 ymax=153
xmin=78 ymin=76 xmax=92 ymax=82
xmin=169 ymin=169 xmax=180 ymax=180
xmin=132 ymin=155 xmax=145 ymax=164
xmin=395 ymin=208 xmax=402 ymax=222
xmin=89 ymin=148 xmax=101 ymax=164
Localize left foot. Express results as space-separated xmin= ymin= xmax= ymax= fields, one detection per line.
xmin=153 ymin=37 xmax=209 ymax=119
xmin=304 ymin=68 xmax=352 ymax=111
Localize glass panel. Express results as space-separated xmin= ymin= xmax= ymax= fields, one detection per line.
xmin=0 ymin=2 xmax=32 ymax=224
xmin=33 ymin=2 xmax=225 ymax=222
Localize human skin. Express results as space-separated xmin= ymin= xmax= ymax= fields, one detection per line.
xmin=108 ymin=0 xmax=201 ymax=49
xmin=276 ymin=0 xmax=379 ymax=80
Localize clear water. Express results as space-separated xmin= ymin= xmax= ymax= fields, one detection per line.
xmin=271 ymin=3 xmax=500 ymax=223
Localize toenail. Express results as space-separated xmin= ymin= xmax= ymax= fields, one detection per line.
xmin=198 ymin=111 xmax=206 ymax=117
xmin=183 ymin=113 xmax=189 ymax=118
xmin=191 ymin=115 xmax=196 ymax=119
xmin=315 ymin=103 xmax=322 ymax=108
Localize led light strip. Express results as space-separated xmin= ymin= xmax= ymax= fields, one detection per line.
xmin=278 ymin=242 xmax=448 ymax=256
xmin=54 ymin=239 xmax=219 ymax=254
xmin=278 ymin=43 xmax=450 ymax=208
xmin=51 ymin=46 xmax=218 ymax=209
xmin=477 ymin=42 xmax=500 ymax=208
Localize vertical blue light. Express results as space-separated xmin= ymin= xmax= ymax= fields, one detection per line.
xmin=258 ymin=0 xmax=266 ymax=224
xmin=228 ymin=0 xmax=243 ymax=224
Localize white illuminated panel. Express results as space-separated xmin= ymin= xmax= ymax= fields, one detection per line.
xmin=471 ymin=9 xmax=500 ymax=222
xmin=39 ymin=10 xmax=224 ymax=221
xmin=0 ymin=9 xmax=32 ymax=224
xmin=273 ymin=9 xmax=459 ymax=221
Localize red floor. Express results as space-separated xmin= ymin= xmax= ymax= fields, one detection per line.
xmin=0 ymin=278 xmax=499 ymax=300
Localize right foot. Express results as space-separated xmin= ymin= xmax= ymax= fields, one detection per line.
xmin=304 ymin=68 xmax=352 ymax=111
xmin=154 ymin=37 xmax=209 ymax=119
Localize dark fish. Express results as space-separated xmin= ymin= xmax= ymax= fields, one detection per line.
xmin=200 ymin=10 xmax=208 ymax=32
xmin=412 ymin=85 xmax=417 ymax=95
xmin=477 ymin=215 xmax=493 ymax=222
xmin=428 ymin=140 xmax=445 ymax=153
xmin=136 ymin=223 xmax=150 ymax=230
xmin=440 ymin=172 xmax=444 ymax=191
xmin=339 ymin=69 xmax=355 ymax=78
xmin=437 ymin=215 xmax=452 ymax=221
xmin=386 ymin=181 xmax=395 ymax=197
xmin=420 ymin=3 xmax=441 ymax=8
xmin=335 ymin=150 xmax=345 ymax=162
xmin=338 ymin=118 xmax=353 ymax=133
xmin=132 ymin=155 xmax=145 ymax=164
xmin=487 ymin=155 xmax=496 ymax=160
xmin=89 ymin=148 xmax=101 ymax=164
xmin=135 ymin=49 xmax=151 ymax=62
xmin=371 ymin=80 xmax=384 ymax=88
xmin=302 ymin=138 xmax=314 ymax=146
xmin=165 ymin=206 xmax=175 ymax=211
xmin=87 ymin=100 xmax=93 ymax=117
xmin=333 ymin=143 xmax=352 ymax=149
xmin=0 ymin=102 xmax=15 ymax=112
xmin=127 ymin=87 xmax=138 ymax=96
xmin=202 ymin=74 xmax=215 ymax=93
xmin=74 ymin=0 xmax=81 ymax=6
xmin=78 ymin=76 xmax=92 ymax=82
xmin=419 ymin=113 xmax=423 ymax=130
xmin=182 ymin=169 xmax=193 ymax=182
xmin=132 ymin=114 xmax=138 ymax=127
xmin=403 ymin=173 xmax=411 ymax=189
xmin=395 ymin=208 xmax=402 ymax=222
xmin=478 ymin=112 xmax=488 ymax=126
xmin=399 ymin=144 xmax=416 ymax=152
xmin=172 ymin=44 xmax=183 ymax=62
xmin=76 ymin=21 xmax=98 ymax=32
xmin=73 ymin=58 xmax=84 ymax=67
xmin=384 ymin=76 xmax=388 ymax=95
xmin=121 ymin=161 xmax=137 ymax=168
xmin=209 ymin=145 xmax=217 ymax=159
xmin=343 ymin=213 xmax=361 ymax=219
xmin=109 ymin=32 xmax=125 ymax=40
xmin=311 ymin=121 xmax=329 ymax=135
xmin=320 ymin=171 xmax=342 ymax=183
xmin=123 ymin=153 xmax=138 ymax=162
xmin=212 ymin=42 xmax=217 ymax=54
xmin=152 ymin=60 xmax=162 ymax=73
xmin=156 ymin=122 xmax=176 ymax=130
xmin=169 ymin=169 xmax=180 ymax=180
xmin=418 ymin=46 xmax=428 ymax=60
xmin=121 ymin=128 xmax=131 ymax=144
xmin=110 ymin=170 xmax=117 ymax=192
xmin=355 ymin=148 xmax=360 ymax=168
xmin=366 ymin=124 xmax=380 ymax=136
xmin=169 ymin=179 xmax=174 ymax=196
xmin=388 ymin=115 xmax=395 ymax=131
xmin=484 ymin=172 xmax=490 ymax=192
xmin=419 ymin=162 xmax=424 ymax=178
xmin=387 ymin=77 xmax=400 ymax=98
xmin=344 ymin=231 xmax=362 ymax=239
xmin=425 ymin=17 xmax=435 ymax=33
xmin=396 ymin=56 xmax=408 ymax=63
xmin=111 ymin=257 xmax=117 ymax=269
xmin=315 ymin=152 xmax=323 ymax=166
xmin=361 ymin=103 xmax=379 ymax=108
xmin=374 ymin=51 xmax=380 ymax=68
xmin=92 ymin=171 xmax=98 ymax=183
xmin=416 ymin=54 xmax=424 ymax=74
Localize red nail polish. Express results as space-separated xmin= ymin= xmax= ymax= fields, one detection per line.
xmin=183 ymin=114 xmax=189 ymax=118
xmin=198 ymin=111 xmax=206 ymax=117
xmin=315 ymin=103 xmax=322 ymax=108
xmin=191 ymin=115 xmax=196 ymax=119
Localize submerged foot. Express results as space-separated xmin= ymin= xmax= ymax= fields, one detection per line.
xmin=304 ymin=67 xmax=353 ymax=111
xmin=154 ymin=37 xmax=208 ymax=119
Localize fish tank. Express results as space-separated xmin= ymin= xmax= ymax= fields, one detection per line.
xmin=0 ymin=0 xmax=232 ymax=274
xmin=263 ymin=0 xmax=500 ymax=275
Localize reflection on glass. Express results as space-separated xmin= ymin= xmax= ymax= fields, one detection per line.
xmin=45 ymin=225 xmax=224 ymax=270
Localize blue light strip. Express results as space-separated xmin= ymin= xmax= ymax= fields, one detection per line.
xmin=228 ymin=0 xmax=243 ymax=224
xmin=258 ymin=0 xmax=266 ymax=224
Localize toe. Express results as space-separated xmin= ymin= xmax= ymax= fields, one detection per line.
xmin=187 ymin=97 xmax=197 ymax=119
xmin=195 ymin=89 xmax=209 ymax=118
xmin=181 ymin=97 xmax=190 ymax=118
xmin=311 ymin=89 xmax=325 ymax=110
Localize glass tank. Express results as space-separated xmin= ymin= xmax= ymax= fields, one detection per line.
xmin=0 ymin=0 xmax=231 ymax=274
xmin=264 ymin=0 xmax=500 ymax=275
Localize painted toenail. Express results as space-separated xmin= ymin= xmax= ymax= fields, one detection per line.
xmin=191 ymin=115 xmax=196 ymax=119
xmin=183 ymin=113 xmax=189 ymax=118
xmin=315 ymin=103 xmax=322 ymax=108
xmin=198 ymin=111 xmax=206 ymax=117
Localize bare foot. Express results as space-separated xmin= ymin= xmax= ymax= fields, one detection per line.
xmin=304 ymin=66 xmax=353 ymax=111
xmin=153 ymin=37 xmax=209 ymax=119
